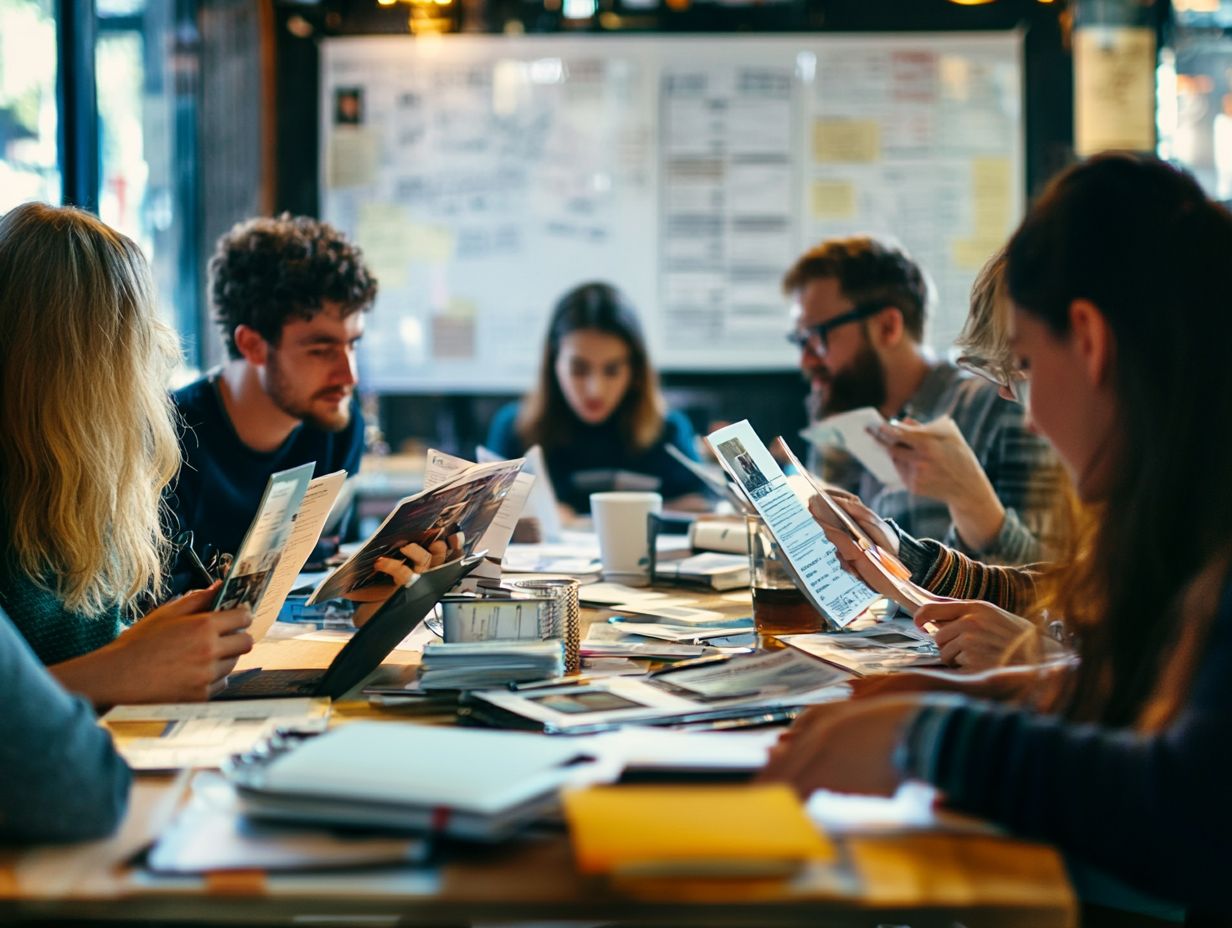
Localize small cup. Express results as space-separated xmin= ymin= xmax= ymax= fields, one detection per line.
xmin=746 ymin=515 xmax=824 ymax=639
xmin=589 ymin=491 xmax=663 ymax=587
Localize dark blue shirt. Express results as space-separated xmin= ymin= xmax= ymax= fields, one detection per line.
xmin=168 ymin=375 xmax=364 ymax=555
xmin=485 ymin=402 xmax=705 ymax=513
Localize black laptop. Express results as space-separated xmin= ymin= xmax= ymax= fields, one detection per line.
xmin=215 ymin=555 xmax=480 ymax=701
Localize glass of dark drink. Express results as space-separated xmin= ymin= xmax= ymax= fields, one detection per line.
xmin=746 ymin=516 xmax=825 ymax=642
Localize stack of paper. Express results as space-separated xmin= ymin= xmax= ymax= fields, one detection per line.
xmin=418 ymin=639 xmax=565 ymax=690
xmin=654 ymin=552 xmax=749 ymax=591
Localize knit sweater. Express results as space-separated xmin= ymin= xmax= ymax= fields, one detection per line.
xmin=0 ymin=549 xmax=128 ymax=665
xmin=895 ymin=571 xmax=1232 ymax=911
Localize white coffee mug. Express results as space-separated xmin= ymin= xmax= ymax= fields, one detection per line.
xmin=589 ymin=491 xmax=663 ymax=586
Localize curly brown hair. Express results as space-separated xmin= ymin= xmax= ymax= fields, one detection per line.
xmin=210 ymin=214 xmax=378 ymax=359
xmin=781 ymin=236 xmax=930 ymax=342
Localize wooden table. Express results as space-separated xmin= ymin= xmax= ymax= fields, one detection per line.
xmin=0 ymin=582 xmax=1077 ymax=927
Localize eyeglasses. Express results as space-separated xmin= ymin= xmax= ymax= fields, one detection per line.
xmin=956 ymin=354 xmax=1030 ymax=405
xmin=171 ymin=530 xmax=233 ymax=586
xmin=786 ymin=301 xmax=887 ymax=355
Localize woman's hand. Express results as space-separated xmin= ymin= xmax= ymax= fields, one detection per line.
xmin=52 ymin=584 xmax=254 ymax=706
xmin=915 ymin=600 xmax=1044 ymax=670
xmin=872 ymin=417 xmax=1006 ymax=551
xmin=808 ymin=495 xmax=909 ymax=602
xmin=758 ymin=697 xmax=922 ymax=797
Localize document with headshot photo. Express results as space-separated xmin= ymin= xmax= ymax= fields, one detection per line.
xmin=706 ymin=420 xmax=876 ymax=629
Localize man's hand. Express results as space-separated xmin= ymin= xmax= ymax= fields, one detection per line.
xmin=872 ymin=417 xmax=1006 ymax=551
xmin=758 ymin=697 xmax=921 ymax=797
xmin=52 ymin=584 xmax=254 ymax=705
xmin=348 ymin=534 xmax=465 ymax=625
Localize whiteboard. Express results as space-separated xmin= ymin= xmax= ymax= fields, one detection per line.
xmin=320 ymin=33 xmax=1023 ymax=392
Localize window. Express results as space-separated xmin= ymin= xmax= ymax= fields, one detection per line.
xmin=0 ymin=0 xmax=60 ymax=211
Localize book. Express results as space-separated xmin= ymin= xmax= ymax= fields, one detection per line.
xmin=226 ymin=722 xmax=598 ymax=841
xmin=562 ymin=784 xmax=834 ymax=876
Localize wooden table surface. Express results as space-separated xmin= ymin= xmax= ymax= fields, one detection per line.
xmin=0 ymin=579 xmax=1077 ymax=927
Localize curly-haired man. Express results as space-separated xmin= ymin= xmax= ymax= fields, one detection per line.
xmin=168 ymin=215 xmax=378 ymax=556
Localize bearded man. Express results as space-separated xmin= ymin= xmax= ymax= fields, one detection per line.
xmin=169 ymin=215 xmax=377 ymax=555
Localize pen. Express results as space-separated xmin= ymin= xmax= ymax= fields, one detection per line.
xmin=183 ymin=545 xmax=216 ymax=588
xmin=508 ymin=676 xmax=594 ymax=692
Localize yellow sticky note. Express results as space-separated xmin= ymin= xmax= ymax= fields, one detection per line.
xmin=562 ymin=785 xmax=834 ymax=876
xmin=811 ymin=180 xmax=857 ymax=219
xmin=813 ymin=119 xmax=880 ymax=164
xmin=356 ymin=203 xmax=414 ymax=289
xmin=971 ymin=156 xmax=1013 ymax=239
xmin=405 ymin=222 xmax=456 ymax=265
xmin=950 ymin=236 xmax=1001 ymax=271
xmin=328 ymin=128 xmax=379 ymax=189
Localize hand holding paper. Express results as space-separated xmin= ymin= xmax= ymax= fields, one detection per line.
xmin=871 ymin=417 xmax=1007 ymax=551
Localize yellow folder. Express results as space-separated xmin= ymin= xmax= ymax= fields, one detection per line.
xmin=562 ymin=784 xmax=835 ymax=876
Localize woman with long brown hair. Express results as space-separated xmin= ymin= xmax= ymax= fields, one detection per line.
xmin=486 ymin=282 xmax=707 ymax=516
xmin=762 ymin=153 xmax=1232 ymax=914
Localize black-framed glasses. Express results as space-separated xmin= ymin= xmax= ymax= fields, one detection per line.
xmin=956 ymin=354 xmax=1030 ymax=405
xmin=170 ymin=530 xmax=232 ymax=586
xmin=786 ymin=301 xmax=887 ymax=355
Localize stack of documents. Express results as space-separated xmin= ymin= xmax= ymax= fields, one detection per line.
xmin=653 ymin=552 xmax=749 ymax=591
xmin=418 ymin=639 xmax=565 ymax=690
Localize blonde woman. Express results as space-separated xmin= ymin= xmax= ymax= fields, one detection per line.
xmin=0 ymin=203 xmax=252 ymax=705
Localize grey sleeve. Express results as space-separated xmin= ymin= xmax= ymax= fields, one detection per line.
xmin=0 ymin=611 xmax=131 ymax=843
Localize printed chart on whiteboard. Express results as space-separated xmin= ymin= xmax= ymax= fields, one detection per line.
xmin=320 ymin=34 xmax=1023 ymax=391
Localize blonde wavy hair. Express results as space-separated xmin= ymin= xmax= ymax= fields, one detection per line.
xmin=0 ymin=203 xmax=182 ymax=615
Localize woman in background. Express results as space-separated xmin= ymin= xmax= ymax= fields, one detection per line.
xmin=487 ymin=282 xmax=708 ymax=516
xmin=763 ymin=153 xmax=1232 ymax=915
xmin=0 ymin=203 xmax=252 ymax=705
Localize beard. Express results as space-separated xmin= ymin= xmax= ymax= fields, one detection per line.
xmin=266 ymin=350 xmax=352 ymax=432
xmin=809 ymin=340 xmax=887 ymax=419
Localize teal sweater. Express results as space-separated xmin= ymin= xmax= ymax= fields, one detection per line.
xmin=0 ymin=551 xmax=129 ymax=665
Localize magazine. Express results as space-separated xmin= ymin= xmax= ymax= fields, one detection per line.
xmin=307 ymin=457 xmax=525 ymax=605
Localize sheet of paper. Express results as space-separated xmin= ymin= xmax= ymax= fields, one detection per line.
xmin=707 ymin=420 xmax=876 ymax=628
xmin=799 ymin=407 xmax=904 ymax=491
xmin=478 ymin=444 xmax=563 ymax=542
xmin=250 ymin=472 xmax=347 ymax=640
xmin=215 ymin=463 xmax=316 ymax=617
xmin=600 ymin=621 xmax=749 ymax=643
xmin=149 ymin=774 xmax=424 ymax=874
xmin=776 ymin=438 xmax=937 ymax=616
xmin=424 ymin=447 xmax=534 ymax=579
xmin=783 ymin=620 xmax=943 ymax=677
xmin=577 ymin=582 xmax=670 ymax=606
xmin=105 ymin=699 xmax=330 ymax=771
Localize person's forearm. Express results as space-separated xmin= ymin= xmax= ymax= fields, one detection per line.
xmin=947 ymin=478 xmax=1006 ymax=553
xmin=50 ymin=643 xmax=130 ymax=708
